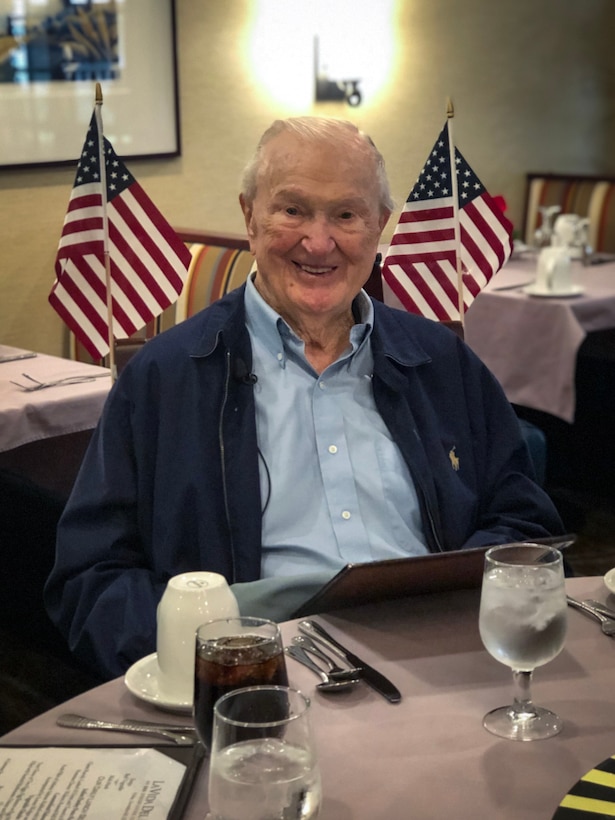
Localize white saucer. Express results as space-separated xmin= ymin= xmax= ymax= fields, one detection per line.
xmin=124 ymin=652 xmax=192 ymax=714
xmin=604 ymin=568 xmax=615 ymax=595
xmin=522 ymin=284 xmax=584 ymax=298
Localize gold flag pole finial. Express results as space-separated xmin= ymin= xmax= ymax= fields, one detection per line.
xmin=446 ymin=97 xmax=454 ymax=118
xmin=95 ymin=82 xmax=103 ymax=104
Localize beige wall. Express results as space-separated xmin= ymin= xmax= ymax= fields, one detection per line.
xmin=2 ymin=0 xmax=615 ymax=356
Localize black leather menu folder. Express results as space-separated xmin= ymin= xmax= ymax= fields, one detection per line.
xmin=291 ymin=536 xmax=574 ymax=618
xmin=0 ymin=743 xmax=205 ymax=820
xmin=292 ymin=546 xmax=488 ymax=618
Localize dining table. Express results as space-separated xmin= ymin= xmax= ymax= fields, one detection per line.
xmin=0 ymin=343 xmax=111 ymax=496
xmin=382 ymin=253 xmax=615 ymax=424
xmin=2 ymin=575 xmax=614 ymax=819
xmin=462 ymin=255 xmax=615 ymax=424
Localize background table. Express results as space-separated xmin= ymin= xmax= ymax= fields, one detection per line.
xmin=0 ymin=345 xmax=112 ymax=673
xmin=463 ymin=257 xmax=615 ymax=423
xmin=383 ymin=255 xmax=615 ymax=505
xmin=0 ymin=344 xmax=111 ymax=495
xmin=3 ymin=576 xmax=615 ymax=819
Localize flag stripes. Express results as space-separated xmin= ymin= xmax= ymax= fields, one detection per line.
xmin=49 ymin=112 xmax=191 ymax=359
xmin=382 ymin=123 xmax=513 ymax=322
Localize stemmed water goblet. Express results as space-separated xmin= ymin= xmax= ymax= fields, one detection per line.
xmin=534 ymin=204 xmax=561 ymax=247
xmin=478 ymin=543 xmax=567 ymax=741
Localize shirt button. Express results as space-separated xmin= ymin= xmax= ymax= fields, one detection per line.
xmin=277 ymin=352 xmax=283 ymax=361
xmin=328 ymin=445 xmax=338 ymax=454
xmin=341 ymin=510 xmax=351 ymax=520
xmin=319 ymin=381 xmax=326 ymax=390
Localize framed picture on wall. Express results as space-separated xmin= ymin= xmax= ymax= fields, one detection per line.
xmin=0 ymin=0 xmax=180 ymax=168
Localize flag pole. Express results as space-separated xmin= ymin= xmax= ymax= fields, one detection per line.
xmin=94 ymin=82 xmax=117 ymax=381
xmin=446 ymin=97 xmax=465 ymax=326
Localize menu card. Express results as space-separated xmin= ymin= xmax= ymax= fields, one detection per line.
xmin=0 ymin=746 xmax=195 ymax=819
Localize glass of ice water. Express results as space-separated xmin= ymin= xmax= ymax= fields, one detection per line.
xmin=478 ymin=543 xmax=567 ymax=741
xmin=207 ymin=685 xmax=322 ymax=819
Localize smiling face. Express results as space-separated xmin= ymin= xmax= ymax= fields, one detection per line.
xmin=240 ymin=127 xmax=390 ymax=336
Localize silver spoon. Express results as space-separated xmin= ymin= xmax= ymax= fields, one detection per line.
xmin=285 ymin=646 xmax=361 ymax=692
xmin=566 ymin=597 xmax=615 ymax=637
xmin=291 ymin=635 xmax=362 ymax=680
xmin=584 ymin=600 xmax=615 ymax=620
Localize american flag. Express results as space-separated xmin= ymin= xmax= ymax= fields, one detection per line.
xmin=381 ymin=122 xmax=513 ymax=322
xmin=49 ymin=112 xmax=191 ymax=360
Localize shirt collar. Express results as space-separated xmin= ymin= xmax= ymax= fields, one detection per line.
xmin=244 ymin=272 xmax=374 ymax=368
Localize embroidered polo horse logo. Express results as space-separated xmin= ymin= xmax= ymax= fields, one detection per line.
xmin=449 ymin=446 xmax=460 ymax=471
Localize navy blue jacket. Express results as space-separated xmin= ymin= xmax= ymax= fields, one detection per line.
xmin=45 ymin=287 xmax=563 ymax=678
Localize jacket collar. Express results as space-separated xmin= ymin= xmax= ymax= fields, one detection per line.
xmin=189 ymin=286 xmax=251 ymax=359
xmin=187 ymin=285 xmax=433 ymax=369
xmin=371 ymin=299 xmax=432 ymax=368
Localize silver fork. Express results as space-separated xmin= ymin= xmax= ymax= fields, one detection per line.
xmin=566 ymin=596 xmax=615 ymax=636
xmin=11 ymin=373 xmax=108 ymax=391
xmin=291 ymin=635 xmax=362 ymax=678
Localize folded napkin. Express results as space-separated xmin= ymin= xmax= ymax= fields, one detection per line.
xmin=231 ymin=572 xmax=335 ymax=621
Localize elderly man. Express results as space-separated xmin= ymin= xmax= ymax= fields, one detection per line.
xmin=45 ymin=117 xmax=563 ymax=680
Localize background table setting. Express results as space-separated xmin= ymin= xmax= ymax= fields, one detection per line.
xmin=2 ymin=574 xmax=615 ymax=819
xmin=0 ymin=344 xmax=111 ymax=495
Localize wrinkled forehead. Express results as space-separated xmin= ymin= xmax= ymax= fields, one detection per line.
xmin=257 ymin=130 xmax=381 ymax=201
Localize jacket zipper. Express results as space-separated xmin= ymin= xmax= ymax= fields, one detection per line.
xmin=422 ymin=487 xmax=445 ymax=552
xmin=219 ymin=349 xmax=236 ymax=582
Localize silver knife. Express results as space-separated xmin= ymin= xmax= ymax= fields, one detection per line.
xmin=491 ymin=281 xmax=534 ymax=291
xmin=121 ymin=718 xmax=196 ymax=735
xmin=56 ymin=713 xmax=194 ymax=745
xmin=298 ymin=620 xmax=401 ymax=704
xmin=0 ymin=352 xmax=37 ymax=363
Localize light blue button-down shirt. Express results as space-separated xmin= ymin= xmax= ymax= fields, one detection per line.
xmin=244 ymin=274 xmax=428 ymax=579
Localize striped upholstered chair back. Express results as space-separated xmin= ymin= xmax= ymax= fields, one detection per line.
xmin=70 ymin=230 xmax=253 ymax=367
xmin=161 ymin=239 xmax=254 ymax=331
xmin=524 ymin=173 xmax=615 ymax=253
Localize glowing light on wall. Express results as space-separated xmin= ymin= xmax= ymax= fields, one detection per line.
xmin=244 ymin=0 xmax=395 ymax=111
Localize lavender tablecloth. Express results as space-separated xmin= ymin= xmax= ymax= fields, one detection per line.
xmin=0 ymin=345 xmax=110 ymax=494
xmin=463 ymin=258 xmax=615 ymax=422
xmin=383 ymin=256 xmax=615 ymax=422
xmin=0 ymin=345 xmax=110 ymax=453
xmin=3 ymin=576 xmax=615 ymax=819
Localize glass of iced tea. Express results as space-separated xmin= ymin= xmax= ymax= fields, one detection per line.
xmin=193 ymin=616 xmax=289 ymax=752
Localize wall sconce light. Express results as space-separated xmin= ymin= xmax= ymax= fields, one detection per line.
xmin=314 ymin=36 xmax=362 ymax=107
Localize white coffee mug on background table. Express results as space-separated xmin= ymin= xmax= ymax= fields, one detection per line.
xmin=535 ymin=246 xmax=572 ymax=294
xmin=156 ymin=571 xmax=239 ymax=702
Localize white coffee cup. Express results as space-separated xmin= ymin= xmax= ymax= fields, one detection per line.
xmin=535 ymin=246 xmax=572 ymax=294
xmin=156 ymin=571 xmax=240 ymax=702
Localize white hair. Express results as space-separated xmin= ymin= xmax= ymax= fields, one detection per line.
xmin=240 ymin=116 xmax=395 ymax=213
